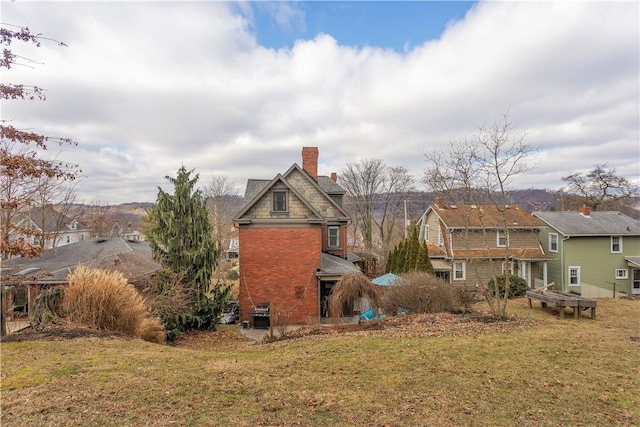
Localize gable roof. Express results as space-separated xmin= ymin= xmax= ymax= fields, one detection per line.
xmin=17 ymin=206 xmax=89 ymax=233
xmin=235 ymin=163 xmax=349 ymax=222
xmin=234 ymin=172 xmax=325 ymax=222
xmin=428 ymin=203 xmax=543 ymax=229
xmin=533 ymin=211 xmax=640 ymax=236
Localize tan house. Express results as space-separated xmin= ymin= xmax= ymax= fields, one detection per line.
xmin=417 ymin=198 xmax=550 ymax=289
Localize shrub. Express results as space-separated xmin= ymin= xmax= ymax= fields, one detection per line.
xmin=64 ymin=266 xmax=165 ymax=343
xmin=486 ymin=274 xmax=528 ymax=298
xmin=382 ymin=272 xmax=468 ymax=314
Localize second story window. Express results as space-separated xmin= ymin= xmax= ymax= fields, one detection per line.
xmin=497 ymin=230 xmax=507 ymax=247
xmin=549 ymin=233 xmax=558 ymax=252
xmin=272 ymin=191 xmax=287 ymax=212
xmin=328 ymin=226 xmax=340 ymax=248
xmin=611 ymin=236 xmax=622 ymax=253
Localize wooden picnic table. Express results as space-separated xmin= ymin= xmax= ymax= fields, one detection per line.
xmin=526 ymin=289 xmax=597 ymax=319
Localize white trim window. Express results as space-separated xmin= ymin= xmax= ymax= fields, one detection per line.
xmin=424 ymin=225 xmax=430 ymax=242
xmin=496 ymin=230 xmax=507 ymax=247
xmin=453 ymin=261 xmax=466 ymax=281
xmin=328 ymin=226 xmax=340 ymax=248
xmin=611 ymin=236 xmax=622 ymax=253
xmin=437 ymin=228 xmax=444 ymax=247
xmin=615 ymin=269 xmax=628 ymax=279
xmin=568 ymin=266 xmax=581 ymax=287
xmin=549 ymin=233 xmax=558 ymax=253
xmin=501 ymin=261 xmax=514 ymax=275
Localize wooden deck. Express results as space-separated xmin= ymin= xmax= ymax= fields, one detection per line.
xmin=526 ymin=289 xmax=597 ymax=319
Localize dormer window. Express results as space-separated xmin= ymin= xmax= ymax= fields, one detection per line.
xmin=272 ymin=191 xmax=288 ymax=212
xmin=71 ymin=220 xmax=77 ymax=230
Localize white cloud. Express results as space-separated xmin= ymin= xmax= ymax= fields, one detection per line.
xmin=2 ymin=1 xmax=638 ymax=204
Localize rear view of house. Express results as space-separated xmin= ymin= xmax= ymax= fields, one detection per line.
xmin=533 ymin=207 xmax=640 ymax=297
xmin=233 ymin=147 xmax=359 ymax=327
xmin=417 ymin=199 xmax=550 ymax=289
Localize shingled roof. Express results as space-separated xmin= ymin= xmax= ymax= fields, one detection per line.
xmin=533 ymin=210 xmax=640 ymax=236
xmin=432 ymin=204 xmax=544 ymax=229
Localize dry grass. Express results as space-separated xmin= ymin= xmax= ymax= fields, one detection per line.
xmin=1 ymin=298 xmax=639 ymax=426
xmin=65 ymin=266 xmax=165 ymax=343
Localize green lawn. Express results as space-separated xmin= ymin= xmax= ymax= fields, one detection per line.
xmin=1 ymin=298 xmax=639 ymax=426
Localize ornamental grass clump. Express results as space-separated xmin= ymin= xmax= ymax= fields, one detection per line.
xmin=64 ymin=266 xmax=165 ymax=343
xmin=329 ymin=272 xmax=382 ymax=322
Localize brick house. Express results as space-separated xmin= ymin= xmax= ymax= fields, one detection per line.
xmin=417 ymin=198 xmax=550 ymax=289
xmin=233 ymin=147 xmax=360 ymax=327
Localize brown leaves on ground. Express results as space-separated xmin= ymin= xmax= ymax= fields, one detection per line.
xmin=2 ymin=310 xmax=536 ymax=348
xmin=280 ymin=311 xmax=536 ymax=343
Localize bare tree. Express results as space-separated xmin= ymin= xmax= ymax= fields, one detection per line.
xmin=202 ymin=175 xmax=239 ymax=261
xmin=423 ymin=112 xmax=539 ymax=319
xmin=374 ymin=166 xmax=415 ymax=257
xmin=341 ymin=159 xmax=414 ymax=255
xmin=561 ymin=164 xmax=639 ymax=213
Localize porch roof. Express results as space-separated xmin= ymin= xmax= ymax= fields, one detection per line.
xmin=452 ymin=248 xmax=550 ymax=261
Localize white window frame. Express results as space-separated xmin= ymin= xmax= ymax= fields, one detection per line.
xmin=611 ymin=236 xmax=622 ymax=253
xmin=328 ymin=226 xmax=340 ymax=248
xmin=568 ymin=266 xmax=581 ymax=287
xmin=424 ymin=225 xmax=430 ymax=242
xmin=437 ymin=228 xmax=443 ymax=247
xmin=501 ymin=261 xmax=514 ymax=275
xmin=496 ymin=230 xmax=507 ymax=247
xmin=453 ymin=261 xmax=466 ymax=281
xmin=549 ymin=233 xmax=558 ymax=253
xmin=615 ymin=269 xmax=628 ymax=279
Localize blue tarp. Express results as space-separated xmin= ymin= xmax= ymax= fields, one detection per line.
xmin=360 ymin=308 xmax=386 ymax=321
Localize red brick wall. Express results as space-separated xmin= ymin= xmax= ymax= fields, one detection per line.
xmin=238 ymin=227 xmax=321 ymax=325
xmin=301 ymin=147 xmax=319 ymax=180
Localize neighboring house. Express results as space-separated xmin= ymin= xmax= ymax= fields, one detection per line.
xmin=226 ymin=236 xmax=239 ymax=260
xmin=417 ymin=198 xmax=550 ymax=288
xmin=12 ymin=205 xmax=90 ymax=250
xmin=1 ymin=235 xmax=160 ymax=320
xmin=533 ymin=207 xmax=640 ymax=297
xmin=233 ymin=147 xmax=360 ymax=326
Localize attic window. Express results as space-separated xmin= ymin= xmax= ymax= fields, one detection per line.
xmin=71 ymin=220 xmax=77 ymax=230
xmin=272 ymin=190 xmax=288 ymax=212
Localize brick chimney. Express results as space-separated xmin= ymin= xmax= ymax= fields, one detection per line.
xmin=434 ymin=197 xmax=445 ymax=209
xmin=302 ymin=147 xmax=319 ymax=181
xmin=579 ymin=206 xmax=591 ymax=217
xmin=331 ymin=172 xmax=337 ymax=183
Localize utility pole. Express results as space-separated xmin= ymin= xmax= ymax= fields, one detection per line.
xmin=404 ymin=200 xmax=408 ymax=239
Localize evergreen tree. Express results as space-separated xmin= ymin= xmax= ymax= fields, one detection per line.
xmin=416 ymin=239 xmax=434 ymax=274
xmin=403 ymin=227 xmax=420 ymax=272
xmin=395 ymin=240 xmax=406 ymax=273
xmin=146 ymin=166 xmax=229 ymax=340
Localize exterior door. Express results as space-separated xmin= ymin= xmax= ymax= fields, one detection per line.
xmin=519 ymin=261 xmax=530 ymax=287
xmin=633 ymin=269 xmax=640 ymax=295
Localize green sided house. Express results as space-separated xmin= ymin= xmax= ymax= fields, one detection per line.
xmin=533 ymin=207 xmax=640 ymax=297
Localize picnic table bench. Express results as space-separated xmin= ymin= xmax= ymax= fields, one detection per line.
xmin=526 ymin=289 xmax=597 ymax=319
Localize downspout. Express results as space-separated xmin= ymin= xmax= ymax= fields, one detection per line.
xmin=560 ymin=235 xmax=570 ymax=292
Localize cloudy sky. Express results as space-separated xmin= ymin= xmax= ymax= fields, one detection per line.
xmin=3 ymin=1 xmax=639 ymax=204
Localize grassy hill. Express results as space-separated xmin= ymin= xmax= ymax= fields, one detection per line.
xmin=2 ymin=298 xmax=639 ymax=426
